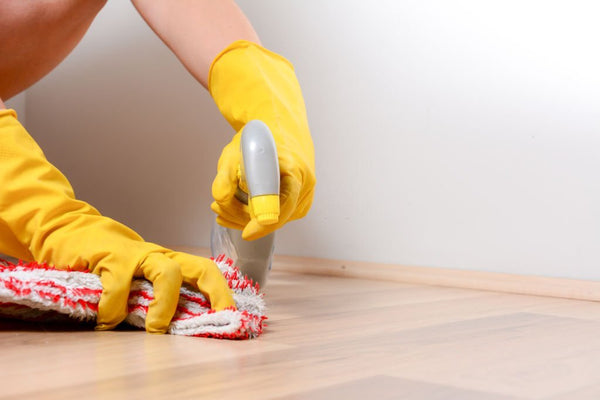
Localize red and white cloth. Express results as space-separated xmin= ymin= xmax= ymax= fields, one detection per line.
xmin=0 ymin=254 xmax=266 ymax=339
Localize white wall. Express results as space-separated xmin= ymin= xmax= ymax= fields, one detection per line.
xmin=25 ymin=1 xmax=600 ymax=280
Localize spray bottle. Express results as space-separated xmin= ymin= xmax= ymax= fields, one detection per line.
xmin=210 ymin=120 xmax=279 ymax=288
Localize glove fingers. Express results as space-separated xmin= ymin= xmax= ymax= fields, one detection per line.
xmin=168 ymin=252 xmax=236 ymax=311
xmin=242 ymin=174 xmax=301 ymax=240
xmin=96 ymin=268 xmax=134 ymax=331
xmin=293 ymin=186 xmax=315 ymax=220
xmin=138 ymin=253 xmax=183 ymax=334
xmin=216 ymin=215 xmax=246 ymax=231
xmin=212 ymin=142 xmax=241 ymax=203
xmin=210 ymin=202 xmax=250 ymax=229
xmin=210 ymin=200 xmax=250 ymax=227
xmin=212 ymin=169 xmax=236 ymax=203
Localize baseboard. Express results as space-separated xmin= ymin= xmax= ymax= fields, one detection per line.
xmin=173 ymin=247 xmax=600 ymax=302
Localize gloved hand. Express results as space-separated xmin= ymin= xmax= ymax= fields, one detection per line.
xmin=209 ymin=40 xmax=316 ymax=241
xmin=0 ymin=109 xmax=236 ymax=333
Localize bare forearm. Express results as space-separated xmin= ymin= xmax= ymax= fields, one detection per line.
xmin=132 ymin=0 xmax=260 ymax=88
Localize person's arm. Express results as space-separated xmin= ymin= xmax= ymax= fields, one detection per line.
xmin=133 ymin=0 xmax=317 ymax=240
xmin=0 ymin=106 xmax=236 ymax=333
xmin=0 ymin=2 xmax=237 ymax=334
xmin=131 ymin=0 xmax=260 ymax=88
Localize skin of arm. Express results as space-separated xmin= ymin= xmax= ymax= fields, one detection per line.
xmin=131 ymin=0 xmax=261 ymax=89
xmin=0 ymin=0 xmax=107 ymax=100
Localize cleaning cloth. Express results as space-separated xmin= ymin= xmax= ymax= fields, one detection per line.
xmin=0 ymin=254 xmax=265 ymax=339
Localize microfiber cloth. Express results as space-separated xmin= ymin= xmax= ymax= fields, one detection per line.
xmin=0 ymin=254 xmax=265 ymax=339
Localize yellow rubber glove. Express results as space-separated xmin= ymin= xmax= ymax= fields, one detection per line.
xmin=0 ymin=109 xmax=235 ymax=333
xmin=209 ymin=40 xmax=316 ymax=241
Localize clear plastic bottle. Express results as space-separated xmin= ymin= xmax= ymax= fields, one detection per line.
xmin=210 ymin=120 xmax=279 ymax=288
xmin=210 ymin=221 xmax=275 ymax=288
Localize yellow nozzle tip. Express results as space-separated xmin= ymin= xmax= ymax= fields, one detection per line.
xmin=256 ymin=213 xmax=279 ymax=224
xmin=250 ymin=194 xmax=280 ymax=225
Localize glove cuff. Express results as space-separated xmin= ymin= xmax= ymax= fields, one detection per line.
xmin=208 ymin=40 xmax=294 ymax=96
xmin=0 ymin=109 xmax=18 ymax=120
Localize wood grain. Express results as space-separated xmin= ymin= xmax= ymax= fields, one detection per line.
xmin=3 ymin=263 xmax=600 ymax=399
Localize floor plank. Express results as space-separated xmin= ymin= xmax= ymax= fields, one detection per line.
xmin=2 ymin=270 xmax=600 ymax=399
xmin=271 ymin=375 xmax=524 ymax=400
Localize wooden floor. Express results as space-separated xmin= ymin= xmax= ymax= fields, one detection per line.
xmin=2 ymin=269 xmax=600 ymax=399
